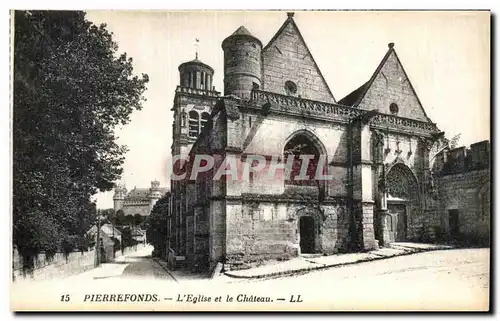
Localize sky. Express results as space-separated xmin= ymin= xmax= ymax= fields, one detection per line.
xmin=84 ymin=10 xmax=490 ymax=209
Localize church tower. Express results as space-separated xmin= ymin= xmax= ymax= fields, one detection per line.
xmin=171 ymin=53 xmax=220 ymax=161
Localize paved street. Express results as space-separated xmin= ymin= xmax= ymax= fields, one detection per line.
xmin=11 ymin=247 xmax=489 ymax=311
xmin=120 ymin=252 xmax=173 ymax=279
xmin=86 ymin=245 xmax=175 ymax=281
xmin=239 ymin=248 xmax=490 ymax=311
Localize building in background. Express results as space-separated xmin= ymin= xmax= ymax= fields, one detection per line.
xmin=168 ymin=12 xmax=490 ymax=272
xmin=113 ymin=180 xmax=169 ymax=216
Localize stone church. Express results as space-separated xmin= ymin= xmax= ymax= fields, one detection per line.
xmin=168 ymin=13 xmax=490 ymax=272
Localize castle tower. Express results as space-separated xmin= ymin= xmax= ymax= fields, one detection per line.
xmin=222 ymin=26 xmax=262 ymax=99
xmin=148 ymin=179 xmax=162 ymax=209
xmin=171 ymin=53 xmax=219 ymax=162
xmin=113 ymin=184 xmax=127 ymax=211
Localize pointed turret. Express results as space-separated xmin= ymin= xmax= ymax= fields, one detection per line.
xmin=222 ymin=25 xmax=263 ymax=99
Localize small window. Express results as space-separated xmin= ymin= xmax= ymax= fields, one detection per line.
xmin=284 ymin=80 xmax=297 ymax=95
xmin=390 ymin=103 xmax=399 ymax=115
xmin=252 ymin=82 xmax=260 ymax=90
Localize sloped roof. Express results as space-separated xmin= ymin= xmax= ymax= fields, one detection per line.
xmin=87 ymin=224 xmax=122 ymax=240
xmin=101 ymin=224 xmax=122 ymax=237
xmin=338 ymin=81 xmax=369 ymax=106
xmin=338 ymin=43 xmax=433 ymax=123
xmin=126 ymin=188 xmax=150 ymax=200
xmin=262 ymin=13 xmax=336 ymax=102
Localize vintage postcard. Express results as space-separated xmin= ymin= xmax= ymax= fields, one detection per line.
xmin=10 ymin=9 xmax=491 ymax=312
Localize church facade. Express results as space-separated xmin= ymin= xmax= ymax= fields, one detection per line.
xmin=168 ymin=13 xmax=490 ymax=272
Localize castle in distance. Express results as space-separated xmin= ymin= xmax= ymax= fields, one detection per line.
xmin=113 ymin=180 xmax=169 ymax=216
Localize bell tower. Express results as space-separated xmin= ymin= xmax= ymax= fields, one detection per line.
xmin=171 ymin=45 xmax=220 ymax=162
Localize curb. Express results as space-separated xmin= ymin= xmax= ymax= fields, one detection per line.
xmin=152 ymin=258 xmax=179 ymax=283
xmin=223 ymin=246 xmax=451 ymax=280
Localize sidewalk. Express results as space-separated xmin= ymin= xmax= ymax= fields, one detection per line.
xmin=223 ymin=242 xmax=454 ymax=280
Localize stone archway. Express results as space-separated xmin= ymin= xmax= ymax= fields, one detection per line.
xmin=383 ymin=163 xmax=420 ymax=242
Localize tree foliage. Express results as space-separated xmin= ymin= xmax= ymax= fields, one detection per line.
xmin=13 ymin=10 xmax=149 ymax=268
xmin=146 ymin=195 xmax=170 ymax=257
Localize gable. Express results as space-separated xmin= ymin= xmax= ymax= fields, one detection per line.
xmin=356 ymin=49 xmax=431 ymax=122
xmin=261 ymin=18 xmax=335 ymax=103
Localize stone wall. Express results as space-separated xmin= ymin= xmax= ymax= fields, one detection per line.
xmin=12 ymin=248 xmax=96 ymax=282
xmin=121 ymin=202 xmax=151 ymax=216
xmin=225 ymin=201 xmax=350 ymax=269
xmin=262 ymin=19 xmax=335 ymax=103
xmin=436 ymin=169 xmax=490 ymax=245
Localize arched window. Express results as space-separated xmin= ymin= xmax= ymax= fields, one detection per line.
xmin=188 ymin=111 xmax=199 ymax=138
xmin=283 ymin=134 xmax=322 ymax=186
xmin=385 ymin=164 xmax=418 ymax=199
xmin=201 ymin=112 xmax=210 ymax=132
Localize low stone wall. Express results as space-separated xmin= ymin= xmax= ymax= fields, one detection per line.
xmin=12 ymin=248 xmax=96 ymax=282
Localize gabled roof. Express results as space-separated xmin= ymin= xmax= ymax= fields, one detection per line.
xmin=338 ymin=42 xmax=433 ymax=122
xmin=87 ymin=224 xmax=122 ymax=240
xmin=262 ymin=13 xmax=336 ymax=102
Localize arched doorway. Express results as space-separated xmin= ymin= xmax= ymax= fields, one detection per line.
xmin=384 ymin=163 xmax=419 ymax=242
xmin=299 ymin=216 xmax=315 ymax=253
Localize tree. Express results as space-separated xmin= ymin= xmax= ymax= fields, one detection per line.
xmin=124 ymin=215 xmax=135 ymax=227
xmin=133 ymin=214 xmax=144 ymax=227
xmin=115 ymin=209 xmax=126 ymax=226
xmin=13 ymin=10 xmax=149 ymax=268
xmin=447 ymin=133 xmax=461 ymax=149
xmin=146 ymin=196 xmax=170 ymax=257
xmin=100 ymin=208 xmax=115 ymax=224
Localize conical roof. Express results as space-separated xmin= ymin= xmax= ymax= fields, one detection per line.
xmin=222 ymin=25 xmax=262 ymax=48
xmin=231 ymin=26 xmax=254 ymax=37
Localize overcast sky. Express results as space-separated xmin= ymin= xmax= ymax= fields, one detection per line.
xmin=84 ymin=10 xmax=490 ymax=209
